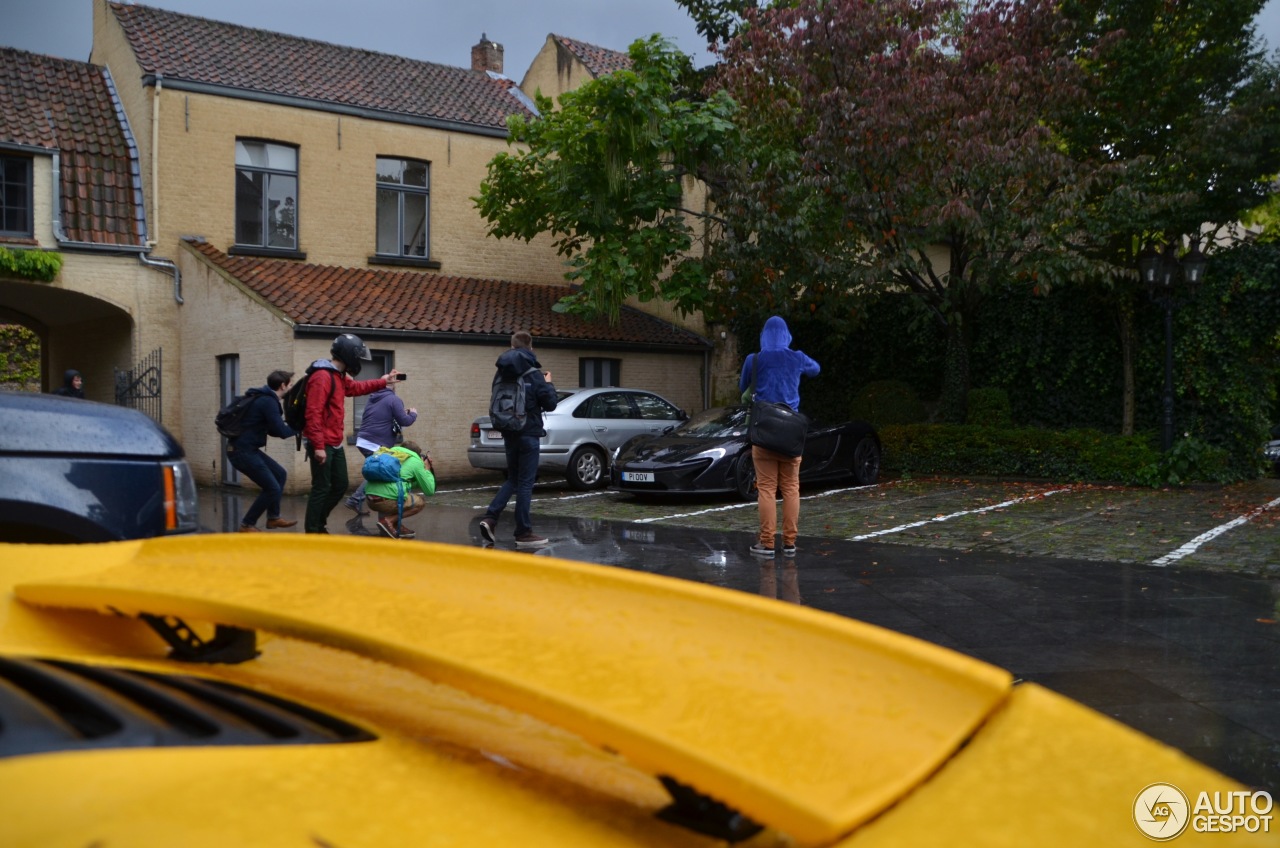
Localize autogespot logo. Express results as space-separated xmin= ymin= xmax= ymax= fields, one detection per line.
xmin=1135 ymin=783 xmax=1275 ymax=840
xmin=1134 ymin=783 xmax=1190 ymax=841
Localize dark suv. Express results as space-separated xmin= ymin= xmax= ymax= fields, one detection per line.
xmin=0 ymin=392 xmax=198 ymax=542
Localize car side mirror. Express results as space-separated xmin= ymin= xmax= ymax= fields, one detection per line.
xmin=679 ymin=410 xmax=689 ymax=421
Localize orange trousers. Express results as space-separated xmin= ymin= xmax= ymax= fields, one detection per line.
xmin=751 ymin=445 xmax=802 ymax=548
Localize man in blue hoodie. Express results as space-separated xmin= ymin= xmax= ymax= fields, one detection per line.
xmin=227 ymin=369 xmax=298 ymax=532
xmin=477 ymin=331 xmax=558 ymax=549
xmin=739 ymin=316 xmax=821 ymax=557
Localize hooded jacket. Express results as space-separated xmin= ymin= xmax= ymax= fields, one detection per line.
xmin=54 ymin=369 xmax=85 ymax=398
xmin=302 ymin=359 xmax=386 ymax=450
xmin=356 ymin=387 xmax=417 ymax=449
xmin=494 ymin=347 xmax=558 ymax=437
xmin=738 ymin=316 xmax=821 ymax=412
xmin=228 ymin=386 xmax=295 ymax=452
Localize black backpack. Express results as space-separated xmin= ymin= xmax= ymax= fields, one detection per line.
xmin=282 ymin=365 xmax=337 ymax=450
xmin=489 ymin=366 xmax=540 ymax=433
xmin=214 ymin=394 xmax=256 ymax=439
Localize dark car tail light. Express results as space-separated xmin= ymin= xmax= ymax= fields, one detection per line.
xmin=470 ymin=422 xmax=481 ymax=438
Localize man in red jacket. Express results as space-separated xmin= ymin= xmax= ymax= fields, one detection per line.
xmin=303 ymin=334 xmax=399 ymax=534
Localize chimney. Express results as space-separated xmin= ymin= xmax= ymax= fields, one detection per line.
xmin=471 ymin=33 xmax=504 ymax=74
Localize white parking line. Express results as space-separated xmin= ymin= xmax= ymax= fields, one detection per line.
xmin=1151 ymin=495 xmax=1280 ymax=567
xmin=635 ymin=502 xmax=754 ymax=523
xmin=636 ymin=484 xmax=880 ymax=524
xmin=849 ymin=487 xmax=1075 ymax=541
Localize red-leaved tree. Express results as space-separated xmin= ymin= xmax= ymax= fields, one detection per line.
xmin=711 ymin=0 xmax=1111 ymax=420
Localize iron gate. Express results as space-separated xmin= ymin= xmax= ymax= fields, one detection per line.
xmin=114 ymin=347 xmax=162 ymax=422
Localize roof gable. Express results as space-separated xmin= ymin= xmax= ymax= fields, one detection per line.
xmin=0 ymin=47 xmax=144 ymax=247
xmin=552 ymin=35 xmax=633 ymax=79
xmin=185 ymin=240 xmax=708 ymax=350
xmin=108 ymin=2 xmax=534 ymax=133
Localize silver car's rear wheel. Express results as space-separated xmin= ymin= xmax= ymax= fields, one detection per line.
xmin=567 ymin=446 xmax=606 ymax=490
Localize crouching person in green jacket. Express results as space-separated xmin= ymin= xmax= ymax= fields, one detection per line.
xmin=365 ymin=440 xmax=435 ymax=540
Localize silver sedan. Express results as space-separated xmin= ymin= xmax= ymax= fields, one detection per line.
xmin=468 ymin=387 xmax=688 ymax=490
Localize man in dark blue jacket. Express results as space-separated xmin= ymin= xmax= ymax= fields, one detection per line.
xmin=227 ymin=370 xmax=298 ymax=532
xmin=477 ymin=331 xmax=557 ymax=548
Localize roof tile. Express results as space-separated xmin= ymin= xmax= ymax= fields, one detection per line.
xmin=186 ymin=240 xmax=708 ymax=349
xmin=0 ymin=47 xmax=144 ymax=246
xmin=109 ymin=2 xmax=534 ymax=131
xmin=552 ymin=35 xmax=633 ymax=78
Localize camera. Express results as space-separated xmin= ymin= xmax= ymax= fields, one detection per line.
xmin=395 ymin=373 xmax=408 ymax=381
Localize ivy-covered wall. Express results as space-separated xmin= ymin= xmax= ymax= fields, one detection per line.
xmin=730 ymin=240 xmax=1280 ymax=477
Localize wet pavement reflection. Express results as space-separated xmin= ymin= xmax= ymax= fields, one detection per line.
xmin=204 ymin=486 xmax=1279 ymax=792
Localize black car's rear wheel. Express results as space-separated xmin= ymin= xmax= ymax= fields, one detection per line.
xmin=852 ymin=436 xmax=881 ymax=485
xmin=567 ymin=446 xmax=606 ymax=490
xmin=735 ymin=455 xmax=757 ymax=501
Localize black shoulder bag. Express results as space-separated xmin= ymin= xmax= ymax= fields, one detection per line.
xmin=747 ymin=354 xmax=808 ymax=457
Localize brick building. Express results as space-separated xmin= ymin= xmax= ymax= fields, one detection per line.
xmin=0 ymin=1 xmax=729 ymax=492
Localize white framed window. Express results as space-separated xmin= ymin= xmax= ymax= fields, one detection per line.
xmin=235 ymin=140 xmax=298 ymax=250
xmin=376 ymin=157 xmax=429 ymax=257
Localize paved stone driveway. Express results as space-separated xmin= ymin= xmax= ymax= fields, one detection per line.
xmin=434 ymin=474 xmax=1280 ymax=580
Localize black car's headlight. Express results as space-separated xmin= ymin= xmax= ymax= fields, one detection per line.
xmin=163 ymin=460 xmax=199 ymax=534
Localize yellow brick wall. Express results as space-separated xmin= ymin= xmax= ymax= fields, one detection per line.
xmin=519 ymin=36 xmax=597 ymax=105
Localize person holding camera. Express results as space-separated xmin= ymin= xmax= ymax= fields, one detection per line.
xmin=346 ymin=373 xmax=419 ymax=515
xmin=302 ymin=333 xmax=398 ymax=534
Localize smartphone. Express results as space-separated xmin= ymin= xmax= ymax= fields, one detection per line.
xmin=395 ymin=373 xmax=408 ymax=381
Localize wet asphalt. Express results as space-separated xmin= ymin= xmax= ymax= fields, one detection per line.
xmin=201 ymin=478 xmax=1280 ymax=793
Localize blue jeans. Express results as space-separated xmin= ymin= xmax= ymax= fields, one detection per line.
xmin=348 ymin=445 xmax=375 ymax=506
xmin=484 ymin=433 xmax=540 ymax=537
xmin=228 ymin=447 xmax=287 ymax=527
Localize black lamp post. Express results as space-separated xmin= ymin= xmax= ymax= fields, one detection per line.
xmin=1138 ymin=242 xmax=1207 ymax=451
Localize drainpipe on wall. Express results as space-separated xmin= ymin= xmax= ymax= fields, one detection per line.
xmin=141 ymin=74 xmax=183 ymax=304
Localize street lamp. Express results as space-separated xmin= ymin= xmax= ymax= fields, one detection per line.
xmin=1138 ymin=242 xmax=1207 ymax=452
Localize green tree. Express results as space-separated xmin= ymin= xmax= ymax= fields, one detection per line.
xmin=474 ymin=37 xmax=737 ymax=322
xmin=1056 ymin=0 xmax=1280 ymax=433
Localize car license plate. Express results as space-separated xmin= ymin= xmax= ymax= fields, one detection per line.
xmin=622 ymin=471 xmax=654 ymax=483
xmin=486 ymin=430 xmax=504 ymax=441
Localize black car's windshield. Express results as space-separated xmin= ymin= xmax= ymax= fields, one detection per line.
xmin=676 ymin=406 xmax=749 ymax=438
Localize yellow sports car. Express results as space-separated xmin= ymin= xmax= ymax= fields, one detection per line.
xmin=0 ymin=536 xmax=1268 ymax=846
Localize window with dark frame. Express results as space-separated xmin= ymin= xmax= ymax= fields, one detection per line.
xmin=375 ymin=157 xmax=429 ymax=258
xmin=579 ymin=358 xmax=621 ymax=388
xmin=234 ymin=140 xmax=298 ymax=250
xmin=1 ymin=155 xmax=33 ymax=237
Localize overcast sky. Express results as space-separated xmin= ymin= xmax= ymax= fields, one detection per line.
xmin=3 ymin=0 xmax=1278 ymax=79
xmin=1 ymin=0 xmax=715 ymax=78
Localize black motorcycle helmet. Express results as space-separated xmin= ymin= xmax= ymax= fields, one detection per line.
xmin=331 ymin=333 xmax=372 ymax=376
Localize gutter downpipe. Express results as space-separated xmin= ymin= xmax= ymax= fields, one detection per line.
xmin=141 ymin=74 xmax=183 ymax=304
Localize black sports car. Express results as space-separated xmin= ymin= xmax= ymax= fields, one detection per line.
xmin=612 ymin=406 xmax=881 ymax=500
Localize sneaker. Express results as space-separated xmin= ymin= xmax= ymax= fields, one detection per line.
xmin=376 ymin=518 xmax=399 ymax=539
xmin=782 ymin=543 xmax=797 ymax=557
xmin=749 ymin=543 xmax=775 ymax=557
xmin=238 ymin=524 xmax=260 ymax=533
xmin=478 ymin=517 xmax=497 ymax=544
xmin=396 ymin=527 xmax=416 ymax=540
xmin=345 ymin=499 xmax=369 ymax=516
xmin=265 ymin=517 xmax=297 ymax=529
xmin=515 ymin=532 xmax=549 ymax=549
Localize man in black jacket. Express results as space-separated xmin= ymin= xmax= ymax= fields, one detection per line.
xmin=477 ymin=332 xmax=558 ymax=548
xmin=227 ymin=370 xmax=298 ymax=532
